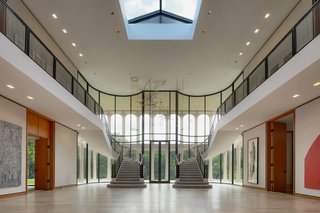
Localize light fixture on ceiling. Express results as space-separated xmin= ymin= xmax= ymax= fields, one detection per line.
xmin=81 ymin=126 xmax=85 ymax=130
xmin=208 ymin=11 xmax=213 ymax=15
xmin=131 ymin=76 xmax=139 ymax=82
xmin=27 ymin=96 xmax=34 ymax=100
xmin=235 ymin=127 xmax=239 ymax=130
xmin=202 ymin=29 xmax=207 ymax=33
xmin=6 ymin=84 xmax=15 ymax=89
xmin=313 ymin=82 xmax=320 ymax=87
xmin=52 ymin=14 xmax=58 ymax=19
xmin=72 ymin=43 xmax=76 ymax=47
xmin=116 ymin=29 xmax=120 ymax=33
xmin=79 ymin=53 xmax=83 ymax=57
xmin=240 ymin=125 xmax=244 ymax=127
xmin=246 ymin=41 xmax=251 ymax=46
xmin=254 ymin=28 xmax=260 ymax=34
xmin=264 ymin=13 xmax=270 ymax=19
xmin=239 ymin=52 xmax=243 ymax=56
xmin=292 ymin=94 xmax=300 ymax=98
xmin=62 ymin=29 xmax=67 ymax=34
xmin=77 ymin=124 xmax=81 ymax=127
xmin=110 ymin=11 xmax=115 ymax=15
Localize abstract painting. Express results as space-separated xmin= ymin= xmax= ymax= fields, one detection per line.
xmin=0 ymin=120 xmax=22 ymax=188
xmin=247 ymin=137 xmax=259 ymax=184
xmin=305 ymin=134 xmax=320 ymax=190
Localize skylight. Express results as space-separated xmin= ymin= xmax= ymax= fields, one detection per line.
xmin=119 ymin=0 xmax=202 ymax=40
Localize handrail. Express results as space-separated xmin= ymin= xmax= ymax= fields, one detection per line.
xmin=139 ymin=153 xmax=144 ymax=178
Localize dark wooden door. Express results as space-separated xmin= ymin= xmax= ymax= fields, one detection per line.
xmin=35 ymin=139 xmax=48 ymax=190
xmin=271 ymin=122 xmax=287 ymax=193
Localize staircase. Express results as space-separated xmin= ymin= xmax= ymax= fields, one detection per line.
xmin=173 ymin=158 xmax=212 ymax=189
xmin=107 ymin=157 xmax=146 ymax=188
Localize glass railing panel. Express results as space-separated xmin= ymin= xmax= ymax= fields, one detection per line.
xmin=0 ymin=1 xmax=5 ymax=34
xmin=73 ymin=79 xmax=86 ymax=105
xmin=89 ymin=85 xmax=99 ymax=103
xmin=77 ymin=73 xmax=88 ymax=91
xmin=296 ymin=12 xmax=313 ymax=52
xmin=235 ymin=79 xmax=248 ymax=105
xmin=56 ymin=60 xmax=72 ymax=93
xmin=29 ymin=32 xmax=54 ymax=76
xmin=222 ymin=86 xmax=232 ymax=103
xmin=233 ymin=73 xmax=244 ymax=90
xmin=225 ymin=94 xmax=234 ymax=113
xmin=267 ymin=33 xmax=293 ymax=77
xmin=248 ymin=61 xmax=266 ymax=94
xmin=86 ymin=93 xmax=95 ymax=113
xmin=5 ymin=8 xmax=25 ymax=51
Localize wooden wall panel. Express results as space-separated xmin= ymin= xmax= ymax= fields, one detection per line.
xmin=27 ymin=112 xmax=38 ymax=136
xmin=38 ymin=117 xmax=50 ymax=138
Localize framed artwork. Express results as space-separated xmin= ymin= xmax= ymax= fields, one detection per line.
xmin=0 ymin=120 xmax=22 ymax=188
xmin=247 ymin=137 xmax=259 ymax=184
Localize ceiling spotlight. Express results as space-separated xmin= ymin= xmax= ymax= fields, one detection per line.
xmin=131 ymin=76 xmax=139 ymax=82
xmin=79 ymin=53 xmax=83 ymax=57
xmin=292 ymin=94 xmax=300 ymax=98
xmin=72 ymin=42 xmax=76 ymax=47
xmin=202 ymin=29 xmax=207 ymax=33
xmin=77 ymin=124 xmax=81 ymax=127
xmin=6 ymin=84 xmax=15 ymax=89
xmin=264 ymin=13 xmax=270 ymax=19
xmin=208 ymin=11 xmax=213 ymax=15
xmin=246 ymin=41 xmax=251 ymax=46
xmin=110 ymin=11 xmax=115 ymax=15
xmin=116 ymin=29 xmax=120 ymax=33
xmin=239 ymin=52 xmax=243 ymax=56
xmin=235 ymin=128 xmax=239 ymax=130
xmin=254 ymin=28 xmax=260 ymax=34
xmin=52 ymin=14 xmax=58 ymax=19
xmin=27 ymin=96 xmax=34 ymax=100
xmin=81 ymin=126 xmax=85 ymax=130
xmin=62 ymin=29 xmax=67 ymax=34
xmin=313 ymin=82 xmax=320 ymax=87
xmin=240 ymin=125 xmax=244 ymax=127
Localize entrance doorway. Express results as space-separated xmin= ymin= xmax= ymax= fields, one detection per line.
xmin=267 ymin=112 xmax=294 ymax=194
xmin=149 ymin=141 xmax=170 ymax=183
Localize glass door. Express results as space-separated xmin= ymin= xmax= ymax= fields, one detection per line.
xmin=150 ymin=141 xmax=170 ymax=183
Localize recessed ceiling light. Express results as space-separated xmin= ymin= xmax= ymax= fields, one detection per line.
xmin=264 ymin=13 xmax=270 ymax=19
xmin=202 ymin=29 xmax=207 ymax=33
xmin=116 ymin=29 xmax=120 ymax=33
xmin=81 ymin=127 xmax=85 ymax=130
xmin=52 ymin=14 xmax=58 ymax=19
xmin=239 ymin=52 xmax=243 ymax=56
xmin=72 ymin=43 xmax=76 ymax=47
xmin=77 ymin=124 xmax=81 ymax=127
xmin=254 ymin=28 xmax=260 ymax=34
xmin=313 ymin=82 xmax=320 ymax=87
xmin=110 ymin=11 xmax=115 ymax=15
xmin=292 ymin=94 xmax=300 ymax=98
xmin=62 ymin=29 xmax=67 ymax=34
xmin=235 ymin=127 xmax=239 ymax=130
xmin=6 ymin=84 xmax=15 ymax=89
xmin=208 ymin=11 xmax=213 ymax=15
xmin=246 ymin=41 xmax=251 ymax=46
xmin=27 ymin=96 xmax=34 ymax=100
xmin=79 ymin=53 xmax=83 ymax=57
xmin=240 ymin=125 xmax=244 ymax=127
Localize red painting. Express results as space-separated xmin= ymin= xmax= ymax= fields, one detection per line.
xmin=305 ymin=134 xmax=320 ymax=190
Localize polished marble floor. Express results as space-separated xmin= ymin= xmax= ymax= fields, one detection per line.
xmin=0 ymin=184 xmax=319 ymax=213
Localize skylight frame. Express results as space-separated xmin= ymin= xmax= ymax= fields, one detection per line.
xmin=127 ymin=0 xmax=193 ymax=24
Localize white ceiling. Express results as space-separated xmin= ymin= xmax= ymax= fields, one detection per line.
xmin=21 ymin=0 xmax=300 ymax=95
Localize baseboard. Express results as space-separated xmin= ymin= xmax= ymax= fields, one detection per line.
xmin=55 ymin=184 xmax=77 ymax=189
xmin=0 ymin=191 xmax=27 ymax=199
xmin=295 ymin=193 xmax=320 ymax=200
xmin=243 ymin=185 xmax=266 ymax=190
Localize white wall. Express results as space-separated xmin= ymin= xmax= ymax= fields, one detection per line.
xmin=295 ymin=98 xmax=320 ymax=197
xmin=243 ymin=123 xmax=266 ymax=188
xmin=6 ymin=0 xmax=78 ymax=77
xmin=0 ymin=96 xmax=26 ymax=196
xmin=54 ymin=123 xmax=77 ymax=187
xmin=243 ymin=0 xmax=313 ymax=78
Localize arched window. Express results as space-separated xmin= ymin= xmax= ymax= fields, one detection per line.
xmin=140 ymin=114 xmax=150 ymax=142
xmin=197 ymin=114 xmax=209 ymax=143
xmin=170 ymin=114 xmax=180 ymax=141
xmin=182 ymin=114 xmax=195 ymax=143
xmin=154 ymin=114 xmax=166 ymax=140
xmin=125 ymin=114 xmax=131 ymax=142
xmin=111 ymin=114 xmax=123 ymax=136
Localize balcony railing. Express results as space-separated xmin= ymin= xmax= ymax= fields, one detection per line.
xmin=208 ymin=1 xmax=320 ymax=143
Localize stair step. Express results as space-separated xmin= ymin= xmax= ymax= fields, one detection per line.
xmin=173 ymin=184 xmax=212 ymax=189
xmin=107 ymin=184 xmax=147 ymax=188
